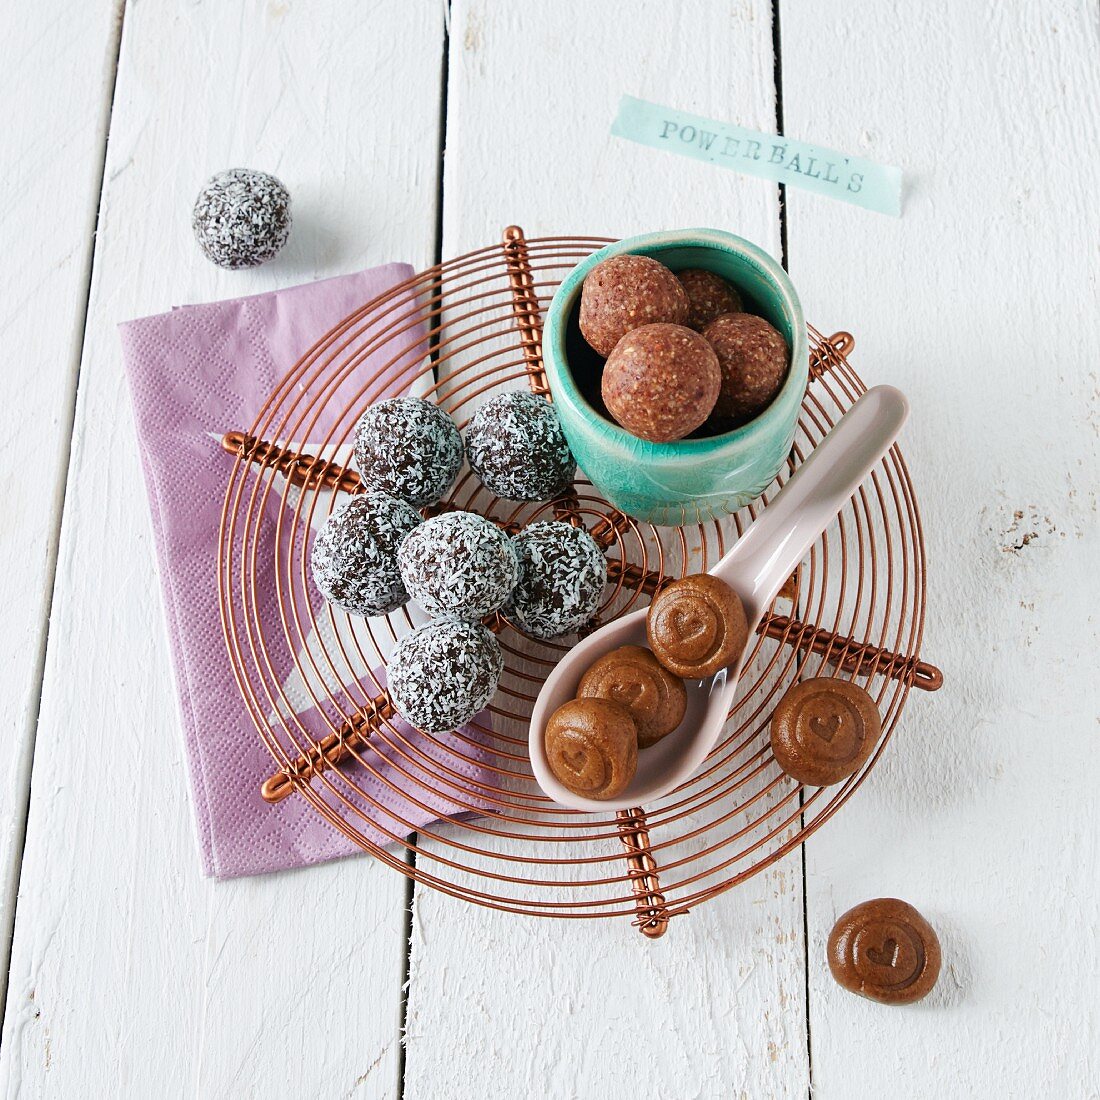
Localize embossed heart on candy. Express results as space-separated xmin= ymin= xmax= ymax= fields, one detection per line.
xmin=866 ymin=937 xmax=900 ymax=968
xmin=669 ymin=604 xmax=711 ymax=645
xmin=610 ymin=680 xmax=644 ymax=706
xmin=561 ymin=747 xmax=589 ymax=775
xmin=809 ymin=713 xmax=842 ymax=742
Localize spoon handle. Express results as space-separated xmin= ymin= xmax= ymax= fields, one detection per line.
xmin=713 ymin=385 xmax=909 ymax=622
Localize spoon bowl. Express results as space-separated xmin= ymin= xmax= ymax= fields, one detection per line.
xmin=529 ymin=385 xmax=910 ymax=811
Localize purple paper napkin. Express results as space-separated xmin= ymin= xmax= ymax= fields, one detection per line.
xmin=120 ymin=267 xmax=494 ymax=879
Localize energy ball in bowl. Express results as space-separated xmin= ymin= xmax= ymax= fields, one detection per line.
xmin=602 ymin=323 xmax=721 ymax=443
xmin=676 ymin=268 xmax=744 ymax=332
xmin=354 ymin=397 xmax=463 ymax=507
xmin=579 ymin=254 xmax=689 ymax=356
xmin=398 ymin=511 xmax=519 ymax=620
xmin=703 ymin=312 xmax=790 ymax=423
xmin=310 ymin=492 xmax=421 ymax=617
xmin=191 ymin=168 xmax=291 ymax=269
xmin=465 ymin=392 xmax=576 ymax=501
xmin=388 ymin=619 xmax=503 ymax=734
xmin=505 ymin=521 xmax=608 ymax=639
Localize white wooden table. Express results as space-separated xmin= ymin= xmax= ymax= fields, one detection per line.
xmin=2 ymin=2 xmax=1098 ymax=1096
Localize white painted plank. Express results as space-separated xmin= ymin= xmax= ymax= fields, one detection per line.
xmin=0 ymin=2 xmax=445 ymax=1095
xmin=783 ymin=1 xmax=1100 ymax=1094
xmin=0 ymin=0 xmax=122 ymax=971
xmin=404 ymin=4 xmax=811 ymax=1098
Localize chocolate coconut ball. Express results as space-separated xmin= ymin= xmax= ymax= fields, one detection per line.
xmin=354 ymin=397 xmax=463 ymax=508
xmin=310 ymin=492 xmax=421 ymax=617
xmin=677 ymin=268 xmax=744 ymax=332
xmin=703 ymin=312 xmax=790 ymax=423
xmin=397 ymin=511 xmax=519 ymax=620
xmin=191 ymin=168 xmax=291 ymax=269
xmin=388 ymin=619 xmax=503 ymax=733
xmin=601 ymin=323 xmax=721 ymax=442
xmin=579 ymin=254 xmax=689 ymax=357
xmin=465 ymin=392 xmax=576 ymax=501
xmin=505 ymin=521 xmax=608 ymax=639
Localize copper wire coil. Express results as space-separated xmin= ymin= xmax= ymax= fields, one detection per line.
xmin=217 ymin=230 xmax=940 ymax=933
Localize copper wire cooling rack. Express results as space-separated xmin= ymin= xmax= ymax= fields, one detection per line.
xmin=218 ymin=227 xmax=942 ymax=937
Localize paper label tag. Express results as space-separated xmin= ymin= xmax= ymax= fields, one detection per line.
xmin=611 ymin=95 xmax=902 ymax=217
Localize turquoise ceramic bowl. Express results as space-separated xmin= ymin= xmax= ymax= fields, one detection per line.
xmin=543 ymin=229 xmax=808 ymax=526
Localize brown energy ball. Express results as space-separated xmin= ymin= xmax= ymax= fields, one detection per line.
xmin=676 ymin=268 xmax=744 ymax=332
xmin=579 ymin=254 xmax=689 ymax=357
xmin=827 ymin=898 xmax=942 ymax=1005
xmin=647 ymin=573 xmax=748 ymax=679
xmin=577 ymin=645 xmax=686 ymax=748
xmin=703 ymin=312 xmax=790 ymax=423
xmin=602 ymin=323 xmax=720 ymax=443
xmin=544 ymin=698 xmax=638 ymax=800
xmin=770 ymin=677 xmax=881 ymax=787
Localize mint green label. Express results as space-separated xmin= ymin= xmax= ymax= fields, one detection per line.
xmin=611 ymin=95 xmax=901 ymax=217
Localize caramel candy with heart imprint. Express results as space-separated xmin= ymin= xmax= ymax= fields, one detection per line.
xmin=544 ymin=698 xmax=638 ymax=800
xmin=827 ymin=898 xmax=942 ymax=1005
xmin=769 ymin=677 xmax=881 ymax=786
xmin=646 ymin=574 xmax=748 ymax=679
xmin=577 ymin=645 xmax=686 ymax=748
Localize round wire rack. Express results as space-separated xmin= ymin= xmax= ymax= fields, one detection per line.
xmin=218 ymin=227 xmax=942 ymax=937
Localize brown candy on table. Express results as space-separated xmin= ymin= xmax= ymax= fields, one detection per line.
xmin=769 ymin=676 xmax=881 ymax=787
xmin=579 ymin=254 xmax=689 ymax=357
xmin=703 ymin=312 xmax=790 ymax=423
xmin=602 ymin=323 xmax=720 ymax=443
xmin=646 ymin=573 xmax=748 ymax=679
xmin=577 ymin=644 xmax=686 ymax=749
xmin=827 ymin=898 xmax=942 ymax=1005
xmin=544 ymin=698 xmax=638 ymax=800
xmin=676 ymin=268 xmax=744 ymax=332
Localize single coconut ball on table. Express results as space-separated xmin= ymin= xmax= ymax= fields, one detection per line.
xmin=397 ymin=510 xmax=519 ymax=620
xmin=676 ymin=268 xmax=744 ymax=332
xmin=191 ymin=168 xmax=291 ymax=269
xmin=464 ymin=392 xmax=577 ymax=502
xmin=310 ymin=492 xmax=421 ymax=617
xmin=388 ymin=618 xmax=503 ymax=734
xmin=354 ymin=397 xmax=463 ymax=507
xmin=505 ymin=521 xmax=608 ymax=639
xmin=601 ymin=322 xmax=721 ymax=442
xmin=702 ymin=312 xmax=790 ymax=424
xmin=578 ymin=254 xmax=689 ymax=356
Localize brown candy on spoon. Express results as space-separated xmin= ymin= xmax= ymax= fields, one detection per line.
xmin=602 ymin=323 xmax=721 ymax=443
xmin=579 ymin=254 xmax=689 ymax=357
xmin=827 ymin=898 xmax=942 ymax=1005
xmin=703 ymin=312 xmax=790 ymax=423
xmin=544 ymin=698 xmax=638 ymax=800
xmin=577 ymin=644 xmax=686 ymax=748
xmin=646 ymin=573 xmax=748 ymax=679
xmin=676 ymin=268 xmax=744 ymax=332
xmin=770 ymin=677 xmax=881 ymax=787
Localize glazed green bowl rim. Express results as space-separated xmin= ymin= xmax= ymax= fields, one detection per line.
xmin=543 ymin=228 xmax=808 ymax=456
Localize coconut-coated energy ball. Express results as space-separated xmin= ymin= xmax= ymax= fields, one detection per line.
xmin=191 ymin=168 xmax=291 ymax=269
xmin=397 ymin=511 xmax=519 ymax=620
xmin=601 ymin=323 xmax=721 ymax=442
xmin=310 ymin=492 xmax=421 ymax=617
xmin=579 ymin=254 xmax=689 ymax=356
xmin=388 ymin=619 xmax=503 ymax=733
xmin=505 ymin=521 xmax=607 ymax=639
xmin=703 ymin=312 xmax=790 ymax=423
xmin=676 ymin=268 xmax=744 ymax=332
xmin=354 ymin=397 xmax=463 ymax=507
xmin=464 ymin=392 xmax=576 ymax=501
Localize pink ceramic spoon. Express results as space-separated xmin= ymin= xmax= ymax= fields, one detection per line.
xmin=529 ymin=385 xmax=909 ymax=811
